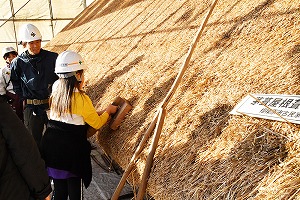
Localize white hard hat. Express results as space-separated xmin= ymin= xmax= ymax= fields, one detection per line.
xmin=55 ymin=50 xmax=87 ymax=76
xmin=2 ymin=47 xmax=17 ymax=58
xmin=19 ymin=23 xmax=42 ymax=43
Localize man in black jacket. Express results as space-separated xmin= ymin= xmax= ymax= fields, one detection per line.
xmin=0 ymin=95 xmax=52 ymax=199
xmin=10 ymin=23 xmax=58 ymax=148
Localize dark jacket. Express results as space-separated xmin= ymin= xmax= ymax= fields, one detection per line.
xmin=41 ymin=120 xmax=92 ymax=188
xmin=10 ymin=49 xmax=58 ymax=112
xmin=0 ymin=96 xmax=52 ymax=199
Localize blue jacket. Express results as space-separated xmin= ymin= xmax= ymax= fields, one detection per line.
xmin=10 ymin=49 xmax=58 ymax=101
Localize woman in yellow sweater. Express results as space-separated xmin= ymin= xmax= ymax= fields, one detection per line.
xmin=41 ymin=50 xmax=117 ymax=200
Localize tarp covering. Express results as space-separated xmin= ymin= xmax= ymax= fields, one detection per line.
xmin=0 ymin=0 xmax=94 ymax=65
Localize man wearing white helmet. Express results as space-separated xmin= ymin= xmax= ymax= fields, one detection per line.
xmin=41 ymin=50 xmax=117 ymax=199
xmin=10 ymin=23 xmax=58 ymax=148
xmin=0 ymin=47 xmax=23 ymax=121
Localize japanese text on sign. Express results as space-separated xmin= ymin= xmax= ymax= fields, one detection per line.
xmin=230 ymin=94 xmax=300 ymax=124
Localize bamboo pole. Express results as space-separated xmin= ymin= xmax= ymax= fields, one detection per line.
xmin=135 ymin=0 xmax=219 ymax=198
xmin=136 ymin=108 xmax=166 ymax=199
xmin=162 ymin=0 xmax=219 ymax=108
xmin=111 ymin=0 xmax=219 ymax=198
xmin=111 ymin=111 xmax=159 ymax=200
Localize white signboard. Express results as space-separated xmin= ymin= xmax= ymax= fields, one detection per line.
xmin=230 ymin=94 xmax=300 ymax=124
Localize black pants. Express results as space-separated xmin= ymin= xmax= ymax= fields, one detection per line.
xmin=23 ymin=107 xmax=48 ymax=149
xmin=52 ymin=178 xmax=81 ymax=200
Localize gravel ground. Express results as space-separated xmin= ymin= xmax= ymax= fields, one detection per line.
xmin=83 ymin=148 xmax=134 ymax=200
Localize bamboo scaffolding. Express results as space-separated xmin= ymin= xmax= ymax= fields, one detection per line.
xmin=111 ymin=0 xmax=219 ymax=199
xmin=136 ymin=108 xmax=166 ymax=199
xmin=111 ymin=111 xmax=159 ymax=200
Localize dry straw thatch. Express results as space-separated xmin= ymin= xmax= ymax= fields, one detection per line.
xmin=45 ymin=0 xmax=300 ymax=199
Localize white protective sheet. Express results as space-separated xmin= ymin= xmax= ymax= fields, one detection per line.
xmin=0 ymin=0 xmax=94 ymax=65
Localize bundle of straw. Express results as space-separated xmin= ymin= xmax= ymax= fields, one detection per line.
xmin=45 ymin=0 xmax=300 ymax=198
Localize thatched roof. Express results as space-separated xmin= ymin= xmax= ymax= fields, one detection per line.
xmin=45 ymin=0 xmax=300 ymax=199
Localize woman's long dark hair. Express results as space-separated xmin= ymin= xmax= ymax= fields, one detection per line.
xmin=50 ymin=70 xmax=84 ymax=117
